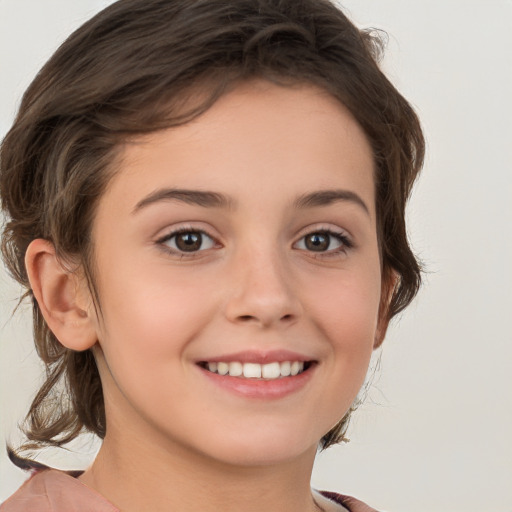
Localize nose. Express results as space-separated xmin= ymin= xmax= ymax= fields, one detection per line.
xmin=224 ymin=245 xmax=302 ymax=329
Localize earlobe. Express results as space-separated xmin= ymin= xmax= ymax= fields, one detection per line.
xmin=374 ymin=269 xmax=398 ymax=349
xmin=25 ymin=239 xmax=97 ymax=351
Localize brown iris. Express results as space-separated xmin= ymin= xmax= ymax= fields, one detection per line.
xmin=175 ymin=232 xmax=203 ymax=251
xmin=304 ymin=232 xmax=330 ymax=251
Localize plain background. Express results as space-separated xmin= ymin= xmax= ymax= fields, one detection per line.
xmin=0 ymin=1 xmax=511 ymax=511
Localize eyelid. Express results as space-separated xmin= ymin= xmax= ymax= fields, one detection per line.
xmin=293 ymin=223 xmax=353 ymax=242
xmin=155 ymin=224 xmax=221 ymax=256
xmin=153 ymin=222 xmax=353 ymax=258
xmin=292 ymin=225 xmax=354 ymax=254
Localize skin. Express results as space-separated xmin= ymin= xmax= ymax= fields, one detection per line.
xmin=27 ymin=80 xmax=386 ymax=512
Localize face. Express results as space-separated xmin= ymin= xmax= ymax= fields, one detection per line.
xmin=87 ymin=80 xmax=383 ymax=467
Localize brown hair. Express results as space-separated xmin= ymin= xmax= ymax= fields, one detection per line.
xmin=0 ymin=0 xmax=424 ymax=463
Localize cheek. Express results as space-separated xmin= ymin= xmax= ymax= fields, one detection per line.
xmin=93 ymin=257 xmax=219 ymax=359
xmin=305 ymin=269 xmax=381 ymax=349
xmin=91 ymin=265 xmax=219 ymax=420
xmin=298 ymin=271 xmax=381 ymax=435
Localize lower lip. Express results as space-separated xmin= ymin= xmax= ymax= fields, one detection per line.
xmin=198 ymin=365 xmax=315 ymax=399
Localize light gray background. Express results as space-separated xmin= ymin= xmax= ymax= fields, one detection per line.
xmin=1 ymin=1 xmax=511 ymax=511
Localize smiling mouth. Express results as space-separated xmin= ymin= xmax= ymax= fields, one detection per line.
xmin=198 ymin=361 xmax=314 ymax=380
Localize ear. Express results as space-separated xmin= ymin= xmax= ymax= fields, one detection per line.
xmin=25 ymin=239 xmax=97 ymax=351
xmin=374 ymin=269 xmax=398 ymax=349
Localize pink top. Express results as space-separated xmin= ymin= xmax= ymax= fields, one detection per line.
xmin=0 ymin=469 xmax=378 ymax=512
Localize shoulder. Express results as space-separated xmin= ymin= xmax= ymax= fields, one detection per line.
xmin=320 ymin=490 xmax=381 ymax=512
xmin=0 ymin=469 xmax=119 ymax=512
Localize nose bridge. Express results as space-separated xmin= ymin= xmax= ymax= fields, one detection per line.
xmin=224 ymin=236 xmax=301 ymax=327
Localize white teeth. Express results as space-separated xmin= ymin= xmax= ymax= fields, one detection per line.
xmin=217 ymin=362 xmax=229 ymax=375
xmin=243 ymin=363 xmax=262 ymax=379
xmin=290 ymin=361 xmax=303 ymax=376
xmin=280 ymin=361 xmax=291 ymax=377
xmin=228 ymin=361 xmax=243 ymax=377
xmin=262 ymin=362 xmax=281 ymax=379
xmin=204 ymin=360 xmax=308 ymax=380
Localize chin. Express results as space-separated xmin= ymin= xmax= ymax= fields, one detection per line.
xmin=195 ymin=425 xmax=320 ymax=467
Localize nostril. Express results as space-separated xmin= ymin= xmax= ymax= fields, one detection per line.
xmin=237 ymin=313 xmax=294 ymax=323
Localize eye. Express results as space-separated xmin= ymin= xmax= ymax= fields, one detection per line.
xmin=158 ymin=229 xmax=216 ymax=253
xmin=294 ymin=230 xmax=351 ymax=253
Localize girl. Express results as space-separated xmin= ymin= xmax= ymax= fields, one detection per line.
xmin=0 ymin=0 xmax=424 ymax=510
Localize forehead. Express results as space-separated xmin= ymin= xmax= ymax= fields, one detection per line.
xmin=103 ymin=80 xmax=375 ymax=220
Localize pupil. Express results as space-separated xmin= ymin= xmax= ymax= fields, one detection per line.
xmin=176 ymin=232 xmax=201 ymax=251
xmin=306 ymin=233 xmax=329 ymax=251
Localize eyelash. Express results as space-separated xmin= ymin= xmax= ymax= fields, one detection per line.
xmin=294 ymin=229 xmax=353 ymax=257
xmin=156 ymin=226 xmax=353 ymax=258
xmin=156 ymin=227 xmax=218 ymax=257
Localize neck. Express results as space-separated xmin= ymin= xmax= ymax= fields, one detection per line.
xmin=80 ymin=425 xmax=321 ymax=512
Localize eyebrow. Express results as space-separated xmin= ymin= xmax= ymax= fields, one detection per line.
xmin=132 ymin=188 xmax=232 ymax=213
xmin=294 ymin=189 xmax=370 ymax=215
xmin=132 ymin=187 xmax=369 ymax=215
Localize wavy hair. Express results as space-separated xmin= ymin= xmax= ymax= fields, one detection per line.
xmin=0 ymin=0 xmax=424 ymax=464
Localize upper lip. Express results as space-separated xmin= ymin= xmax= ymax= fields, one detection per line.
xmin=196 ymin=349 xmax=316 ymax=365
